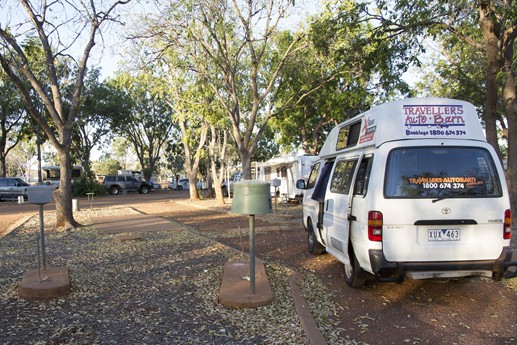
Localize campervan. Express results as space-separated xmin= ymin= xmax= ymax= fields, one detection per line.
xmin=256 ymin=152 xmax=318 ymax=201
xmin=297 ymin=98 xmax=515 ymax=288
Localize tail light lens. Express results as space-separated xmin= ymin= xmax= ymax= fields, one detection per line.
xmin=368 ymin=211 xmax=383 ymax=242
xmin=504 ymin=209 xmax=512 ymax=240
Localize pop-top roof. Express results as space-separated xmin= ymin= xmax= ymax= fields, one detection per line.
xmin=319 ymin=98 xmax=486 ymax=158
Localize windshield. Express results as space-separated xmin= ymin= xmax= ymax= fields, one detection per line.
xmin=384 ymin=147 xmax=503 ymax=199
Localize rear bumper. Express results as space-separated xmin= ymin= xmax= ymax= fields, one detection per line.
xmin=369 ymin=247 xmax=517 ymax=283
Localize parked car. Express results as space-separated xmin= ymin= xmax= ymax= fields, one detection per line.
xmin=0 ymin=177 xmax=30 ymax=201
xmin=150 ymin=181 xmax=162 ymax=190
xmin=168 ymin=178 xmax=202 ymax=191
xmin=221 ymin=172 xmax=242 ymax=197
xmin=103 ymin=175 xmax=152 ymax=195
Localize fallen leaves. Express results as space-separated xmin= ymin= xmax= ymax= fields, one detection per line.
xmin=0 ymin=207 xmax=311 ymax=345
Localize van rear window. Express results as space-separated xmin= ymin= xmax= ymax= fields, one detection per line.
xmin=384 ymin=147 xmax=503 ymax=199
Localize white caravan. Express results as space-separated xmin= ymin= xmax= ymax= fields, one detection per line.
xmin=256 ymin=152 xmax=318 ymax=201
xmin=297 ymin=98 xmax=515 ymax=288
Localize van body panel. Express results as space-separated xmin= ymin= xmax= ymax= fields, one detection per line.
xmin=380 ymin=198 xmax=508 ymax=262
xmin=300 ymin=98 xmax=514 ymax=285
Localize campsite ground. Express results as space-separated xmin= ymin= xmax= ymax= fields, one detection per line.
xmin=1 ymin=190 xmax=516 ymax=344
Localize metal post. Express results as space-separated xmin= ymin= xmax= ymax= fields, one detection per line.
xmin=39 ymin=204 xmax=47 ymax=270
xmin=249 ymin=214 xmax=256 ymax=294
xmin=35 ymin=231 xmax=41 ymax=280
xmin=274 ymin=187 xmax=278 ymax=212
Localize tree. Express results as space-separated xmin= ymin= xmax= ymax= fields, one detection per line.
xmin=270 ymin=1 xmax=412 ymax=154
xmin=112 ymin=136 xmax=134 ymax=171
xmin=141 ymin=0 xmax=311 ymax=180
xmin=5 ymin=139 xmax=36 ymax=181
xmin=207 ymin=124 xmax=229 ymax=203
xmin=358 ymin=0 xmax=517 ymax=212
xmin=162 ymin=61 xmax=210 ymax=201
xmin=0 ymin=0 xmax=130 ymax=230
xmin=110 ymin=71 xmax=175 ymax=182
xmin=92 ymin=153 xmax=122 ymax=176
xmin=71 ymin=69 xmax=131 ymax=179
xmin=0 ymin=70 xmax=27 ymax=176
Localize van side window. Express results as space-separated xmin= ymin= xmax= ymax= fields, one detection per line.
xmin=306 ymin=162 xmax=321 ymax=189
xmin=354 ymin=156 xmax=373 ymax=196
xmin=330 ymin=160 xmax=358 ymax=194
xmin=336 ymin=122 xmax=361 ymax=150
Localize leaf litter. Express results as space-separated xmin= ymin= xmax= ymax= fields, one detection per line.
xmin=0 ymin=206 xmax=353 ymax=345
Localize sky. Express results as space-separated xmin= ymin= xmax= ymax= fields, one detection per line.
xmin=88 ymin=0 xmax=322 ymax=80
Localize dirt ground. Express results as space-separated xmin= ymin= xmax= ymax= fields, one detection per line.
xmin=1 ymin=192 xmax=516 ymax=344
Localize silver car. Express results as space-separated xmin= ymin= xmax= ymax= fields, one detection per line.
xmin=103 ymin=174 xmax=152 ymax=195
xmin=0 ymin=177 xmax=30 ymax=201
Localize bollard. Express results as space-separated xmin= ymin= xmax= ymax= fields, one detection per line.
xmin=72 ymin=199 xmax=80 ymax=211
xmin=18 ymin=196 xmax=24 ymax=204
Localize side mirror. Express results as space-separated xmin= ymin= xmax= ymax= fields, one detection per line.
xmin=296 ymin=179 xmax=306 ymax=190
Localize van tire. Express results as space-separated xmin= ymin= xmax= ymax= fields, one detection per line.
xmin=344 ymin=250 xmax=366 ymax=288
xmin=307 ymin=219 xmax=325 ymax=255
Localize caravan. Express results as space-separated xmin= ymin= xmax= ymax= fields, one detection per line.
xmin=297 ymin=98 xmax=515 ymax=288
xmin=256 ymin=152 xmax=318 ymax=201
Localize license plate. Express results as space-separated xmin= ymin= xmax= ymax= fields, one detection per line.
xmin=428 ymin=229 xmax=460 ymax=241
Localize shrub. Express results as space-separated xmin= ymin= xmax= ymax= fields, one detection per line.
xmin=71 ymin=177 xmax=106 ymax=197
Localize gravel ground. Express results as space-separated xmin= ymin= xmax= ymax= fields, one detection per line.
xmin=0 ymin=207 xmax=321 ymax=345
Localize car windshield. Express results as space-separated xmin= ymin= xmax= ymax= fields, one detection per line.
xmin=384 ymin=147 xmax=503 ymax=199
xmin=15 ymin=179 xmax=29 ymax=186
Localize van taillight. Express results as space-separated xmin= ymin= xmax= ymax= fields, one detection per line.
xmin=504 ymin=209 xmax=512 ymax=240
xmin=368 ymin=211 xmax=383 ymax=242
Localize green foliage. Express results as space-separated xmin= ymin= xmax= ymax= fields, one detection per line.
xmin=71 ymin=68 xmax=133 ymax=177
xmin=0 ymin=70 xmax=28 ymax=176
xmin=272 ymin=0 xmax=410 ymax=154
xmin=108 ymin=70 xmax=175 ymax=181
xmin=71 ymin=177 xmax=106 ymax=197
xmin=93 ymin=157 xmax=122 ymax=176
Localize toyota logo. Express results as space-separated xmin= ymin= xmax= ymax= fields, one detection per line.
xmin=441 ymin=207 xmax=451 ymax=215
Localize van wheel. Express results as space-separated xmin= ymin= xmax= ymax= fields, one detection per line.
xmin=307 ymin=219 xmax=325 ymax=255
xmin=344 ymin=251 xmax=366 ymax=288
xmin=177 ymin=185 xmax=183 ymax=191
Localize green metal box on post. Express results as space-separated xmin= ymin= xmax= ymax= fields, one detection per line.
xmin=231 ymin=180 xmax=272 ymax=293
xmin=231 ymin=180 xmax=272 ymax=215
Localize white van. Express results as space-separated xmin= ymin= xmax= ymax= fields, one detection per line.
xmin=297 ymin=98 xmax=515 ymax=288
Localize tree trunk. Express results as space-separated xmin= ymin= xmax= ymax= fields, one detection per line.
xmin=0 ymin=156 xmax=5 ymax=177
xmin=479 ymin=2 xmax=503 ymax=160
xmin=240 ymin=149 xmax=253 ymax=180
xmin=502 ymin=48 xmax=517 ymax=214
xmin=208 ymin=125 xmax=227 ymax=204
xmin=55 ymin=139 xmax=79 ymax=230
xmin=179 ymin=119 xmax=207 ymax=201
xmin=187 ymin=171 xmax=200 ymax=200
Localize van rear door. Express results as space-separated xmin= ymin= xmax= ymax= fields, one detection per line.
xmin=381 ymin=144 xmax=509 ymax=263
